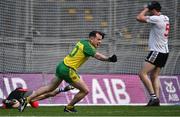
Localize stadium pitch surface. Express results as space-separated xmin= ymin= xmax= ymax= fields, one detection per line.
xmin=0 ymin=106 xmax=180 ymax=116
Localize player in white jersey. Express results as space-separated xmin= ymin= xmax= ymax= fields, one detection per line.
xmin=136 ymin=1 xmax=170 ymax=106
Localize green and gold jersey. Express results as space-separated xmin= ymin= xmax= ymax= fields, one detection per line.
xmin=64 ymin=39 xmax=96 ymax=70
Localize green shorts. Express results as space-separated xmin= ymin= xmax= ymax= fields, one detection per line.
xmin=55 ymin=61 xmax=80 ymax=83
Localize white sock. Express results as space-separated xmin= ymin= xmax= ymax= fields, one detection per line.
xmin=150 ymin=93 xmax=157 ymax=100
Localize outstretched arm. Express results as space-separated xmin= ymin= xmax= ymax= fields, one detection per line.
xmin=94 ymin=52 xmax=109 ymax=61
xmin=94 ymin=52 xmax=117 ymax=62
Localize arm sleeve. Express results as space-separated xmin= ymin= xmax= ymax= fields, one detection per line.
xmin=146 ymin=16 xmax=160 ymax=24
xmin=83 ymin=43 xmax=96 ymax=57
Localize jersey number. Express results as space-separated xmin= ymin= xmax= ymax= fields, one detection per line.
xmin=164 ymin=23 xmax=170 ymax=37
xmin=69 ymin=46 xmax=79 ymax=57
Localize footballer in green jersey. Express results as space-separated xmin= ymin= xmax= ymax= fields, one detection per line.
xmin=19 ymin=31 xmax=117 ymax=113
xmin=56 ymin=39 xmax=97 ymax=83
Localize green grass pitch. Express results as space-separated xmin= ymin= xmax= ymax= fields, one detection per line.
xmin=0 ymin=106 xmax=180 ymax=116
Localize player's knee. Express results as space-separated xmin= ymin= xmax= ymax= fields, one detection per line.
xmin=85 ymin=90 xmax=89 ymax=95
xmin=138 ymin=70 xmax=146 ymax=79
xmin=84 ymin=88 xmax=89 ymax=95
xmin=150 ymin=73 xmax=158 ymax=80
xmin=138 ymin=71 xmax=142 ymax=77
xmin=80 ymin=88 xmax=89 ymax=95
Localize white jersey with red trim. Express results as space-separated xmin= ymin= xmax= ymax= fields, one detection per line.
xmin=146 ymin=14 xmax=170 ymax=53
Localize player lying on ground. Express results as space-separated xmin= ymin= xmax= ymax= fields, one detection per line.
xmin=2 ymin=85 xmax=74 ymax=109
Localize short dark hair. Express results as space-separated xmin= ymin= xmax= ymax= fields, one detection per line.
xmin=89 ymin=31 xmax=105 ymax=39
xmin=148 ymin=1 xmax=161 ymax=12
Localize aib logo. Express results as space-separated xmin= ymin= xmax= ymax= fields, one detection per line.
xmin=160 ymin=76 xmax=180 ymax=103
xmin=164 ymin=81 xmax=179 ymax=102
